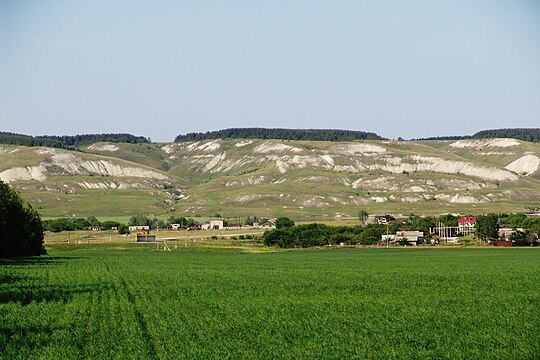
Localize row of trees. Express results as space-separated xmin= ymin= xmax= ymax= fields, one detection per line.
xmin=0 ymin=132 xmax=149 ymax=150
xmin=42 ymin=217 xmax=125 ymax=233
xmin=418 ymin=128 xmax=540 ymax=143
xmin=263 ymin=222 xmax=388 ymax=248
xmin=175 ymin=128 xmax=383 ymax=142
xmin=43 ymin=215 xmax=209 ymax=234
xmin=473 ymin=128 xmax=540 ymax=143
xmin=0 ymin=181 xmax=45 ymax=257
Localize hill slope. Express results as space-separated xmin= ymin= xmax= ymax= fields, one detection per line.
xmin=1 ymin=138 xmax=539 ymax=218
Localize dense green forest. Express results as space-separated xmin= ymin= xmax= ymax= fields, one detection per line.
xmin=0 ymin=132 xmax=149 ymax=150
xmin=473 ymin=128 xmax=540 ymax=142
xmin=419 ymin=128 xmax=540 ymax=143
xmin=175 ymin=128 xmax=383 ymax=142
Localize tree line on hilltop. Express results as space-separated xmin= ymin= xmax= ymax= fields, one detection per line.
xmin=175 ymin=128 xmax=383 ymax=142
xmin=0 ymin=132 xmax=149 ymax=150
xmin=419 ymin=128 xmax=540 ymax=143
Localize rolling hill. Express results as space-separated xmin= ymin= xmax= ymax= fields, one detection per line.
xmin=1 ymin=137 xmax=540 ymax=219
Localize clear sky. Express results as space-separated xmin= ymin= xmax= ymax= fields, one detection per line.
xmin=1 ymin=1 xmax=539 ymax=142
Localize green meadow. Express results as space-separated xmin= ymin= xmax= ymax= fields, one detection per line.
xmin=1 ymin=245 xmax=540 ymax=359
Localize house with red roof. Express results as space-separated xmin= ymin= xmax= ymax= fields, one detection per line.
xmin=458 ymin=216 xmax=477 ymax=232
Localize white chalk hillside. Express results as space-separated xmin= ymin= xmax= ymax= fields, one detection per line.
xmin=167 ymin=139 xmax=521 ymax=182
xmin=0 ymin=147 xmax=168 ymax=183
xmin=505 ymin=155 xmax=540 ymax=176
xmin=2 ymin=137 xmax=540 ymax=214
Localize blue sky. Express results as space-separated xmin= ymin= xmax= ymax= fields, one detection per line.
xmin=1 ymin=1 xmax=539 ymax=141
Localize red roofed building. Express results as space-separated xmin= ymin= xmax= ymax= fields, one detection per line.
xmin=458 ymin=216 xmax=477 ymax=231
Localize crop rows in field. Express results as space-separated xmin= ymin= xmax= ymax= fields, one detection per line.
xmin=1 ymin=248 xmax=540 ymax=359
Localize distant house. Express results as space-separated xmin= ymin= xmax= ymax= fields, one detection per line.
xmin=498 ymin=227 xmax=524 ymax=240
xmin=201 ymin=223 xmax=211 ymax=230
xmin=187 ymin=221 xmax=201 ymax=231
xmin=259 ymin=219 xmax=276 ymax=228
xmin=91 ymin=226 xmax=103 ymax=231
xmin=171 ymin=224 xmax=181 ymax=230
xmin=209 ymin=220 xmax=224 ymax=230
xmin=201 ymin=220 xmax=225 ymax=230
xmin=395 ymin=231 xmax=423 ymax=246
xmin=378 ymin=215 xmax=397 ymax=225
xmin=129 ymin=225 xmax=150 ymax=232
xmin=458 ymin=216 xmax=477 ymax=231
xmin=381 ymin=234 xmax=396 ymax=244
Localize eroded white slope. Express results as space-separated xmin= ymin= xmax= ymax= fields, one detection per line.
xmin=0 ymin=148 xmax=168 ymax=183
xmin=505 ymin=155 xmax=540 ymax=176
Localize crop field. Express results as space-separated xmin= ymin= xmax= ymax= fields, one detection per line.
xmin=1 ymin=246 xmax=540 ymax=359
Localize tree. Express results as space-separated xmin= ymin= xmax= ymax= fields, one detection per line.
xmin=128 ymin=214 xmax=152 ymax=227
xmin=86 ymin=216 xmax=100 ymax=227
xmin=510 ymin=230 xmax=529 ymax=246
xmin=275 ymin=217 xmax=295 ymax=229
xmin=118 ymin=224 xmax=129 ymax=235
xmin=476 ymin=214 xmax=499 ymax=242
xmin=0 ymin=181 xmax=46 ymax=257
xmin=359 ymin=210 xmax=369 ymax=225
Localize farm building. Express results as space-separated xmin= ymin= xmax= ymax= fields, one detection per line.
xmin=259 ymin=219 xmax=276 ymax=228
xmin=377 ymin=215 xmax=397 ymax=225
xmin=395 ymin=231 xmax=423 ymax=246
xmin=135 ymin=233 xmax=156 ymax=242
xmin=381 ymin=234 xmax=395 ymax=244
xmin=129 ymin=225 xmax=150 ymax=232
xmin=170 ymin=224 xmax=181 ymax=230
xmin=187 ymin=221 xmax=201 ymax=231
xmin=498 ymin=227 xmax=524 ymax=239
xmin=201 ymin=220 xmax=225 ymax=230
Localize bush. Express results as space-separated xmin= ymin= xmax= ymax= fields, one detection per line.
xmin=275 ymin=217 xmax=295 ymax=229
xmin=0 ymin=181 xmax=46 ymax=257
xmin=118 ymin=224 xmax=130 ymax=235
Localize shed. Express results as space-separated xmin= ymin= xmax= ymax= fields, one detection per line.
xmin=395 ymin=231 xmax=423 ymax=246
xmin=136 ymin=234 xmax=156 ymax=242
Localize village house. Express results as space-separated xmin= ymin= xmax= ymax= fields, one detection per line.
xmin=186 ymin=221 xmax=201 ymax=231
xmin=381 ymin=234 xmax=395 ymax=244
xmin=170 ymin=223 xmax=181 ymax=230
xmin=259 ymin=219 xmax=276 ymax=228
xmin=201 ymin=219 xmax=225 ymax=230
xmin=498 ymin=227 xmax=525 ymax=240
xmin=395 ymin=231 xmax=423 ymax=246
xmin=129 ymin=225 xmax=150 ymax=232
xmin=377 ymin=215 xmax=397 ymax=225
xmin=458 ymin=216 xmax=477 ymax=232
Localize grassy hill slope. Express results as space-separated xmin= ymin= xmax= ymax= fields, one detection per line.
xmin=1 ymin=137 xmax=540 ymax=219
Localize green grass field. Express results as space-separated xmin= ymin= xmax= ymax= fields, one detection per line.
xmin=2 ymin=246 xmax=540 ymax=359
